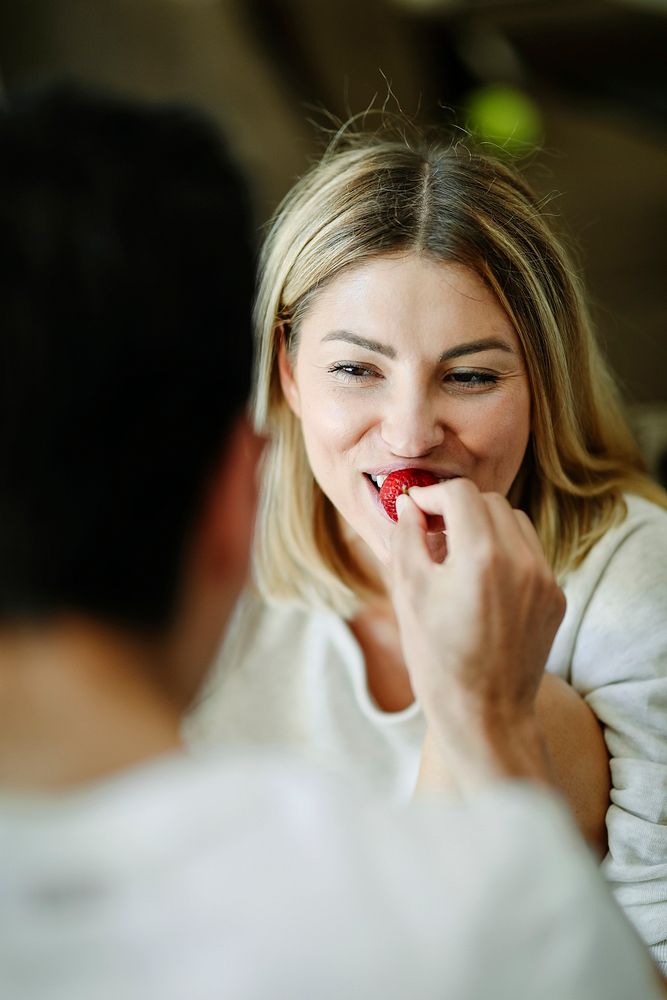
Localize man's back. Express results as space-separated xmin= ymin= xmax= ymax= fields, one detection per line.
xmin=1 ymin=748 xmax=659 ymax=1000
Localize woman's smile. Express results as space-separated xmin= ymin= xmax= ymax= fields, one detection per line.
xmin=279 ymin=253 xmax=531 ymax=564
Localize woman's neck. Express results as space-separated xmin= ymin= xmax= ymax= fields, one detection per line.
xmin=338 ymin=516 xmax=417 ymax=712
xmin=348 ymin=598 xmax=415 ymax=713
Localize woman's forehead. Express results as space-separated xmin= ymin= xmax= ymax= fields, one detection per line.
xmin=298 ymin=253 xmax=519 ymax=350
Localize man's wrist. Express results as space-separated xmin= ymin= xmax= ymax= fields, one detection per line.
xmin=426 ymin=710 xmax=553 ymax=792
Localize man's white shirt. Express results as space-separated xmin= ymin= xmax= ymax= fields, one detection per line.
xmin=0 ymin=747 xmax=660 ymax=999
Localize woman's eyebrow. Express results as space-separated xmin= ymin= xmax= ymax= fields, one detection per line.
xmin=321 ymin=331 xmax=395 ymax=358
xmin=439 ymin=337 xmax=516 ymax=362
xmin=320 ymin=331 xmax=515 ymax=362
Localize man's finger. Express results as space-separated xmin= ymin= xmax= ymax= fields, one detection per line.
xmin=390 ymin=494 xmax=433 ymax=589
xmin=409 ymin=478 xmax=491 ymax=558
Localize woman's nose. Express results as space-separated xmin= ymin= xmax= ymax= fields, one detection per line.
xmin=379 ymin=391 xmax=446 ymax=457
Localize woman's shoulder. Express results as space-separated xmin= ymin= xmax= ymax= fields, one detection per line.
xmin=597 ymin=492 xmax=667 ymax=552
xmin=553 ymin=493 xmax=667 ymax=685
xmin=566 ymin=492 xmax=667 ymax=590
xmin=230 ymin=586 xmax=340 ymax=652
xmin=594 ymin=492 xmax=667 ymax=583
xmin=621 ymin=492 xmax=667 ymax=532
xmin=213 ymin=589 xmax=331 ymax=669
xmin=549 ymin=493 xmax=667 ymax=685
xmin=201 ymin=589 xmax=361 ymax=694
xmin=183 ymin=592 xmax=332 ymax=745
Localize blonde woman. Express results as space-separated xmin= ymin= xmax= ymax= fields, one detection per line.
xmin=187 ymin=131 xmax=667 ymax=972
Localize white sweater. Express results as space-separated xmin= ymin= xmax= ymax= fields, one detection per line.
xmin=186 ymin=494 xmax=667 ymax=971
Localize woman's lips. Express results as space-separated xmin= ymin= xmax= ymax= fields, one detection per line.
xmin=363 ymin=473 xmax=386 ymax=509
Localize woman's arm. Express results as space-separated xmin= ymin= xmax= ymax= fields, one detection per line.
xmin=534 ymin=672 xmax=610 ymax=857
xmin=569 ymin=506 xmax=667 ymax=978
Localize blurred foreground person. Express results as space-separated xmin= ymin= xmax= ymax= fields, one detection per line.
xmin=0 ymin=87 xmax=662 ymax=1000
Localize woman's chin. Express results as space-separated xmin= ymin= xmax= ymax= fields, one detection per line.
xmin=354 ymin=522 xmax=447 ymax=574
xmin=339 ymin=510 xmax=447 ymax=579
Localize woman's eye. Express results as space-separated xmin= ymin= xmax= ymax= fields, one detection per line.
xmin=328 ymin=362 xmax=377 ymax=382
xmin=446 ymin=370 xmax=499 ymax=389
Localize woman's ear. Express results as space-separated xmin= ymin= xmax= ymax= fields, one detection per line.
xmin=277 ymin=329 xmax=301 ymax=418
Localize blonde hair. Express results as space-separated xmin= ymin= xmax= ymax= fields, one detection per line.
xmin=252 ymin=129 xmax=666 ymax=617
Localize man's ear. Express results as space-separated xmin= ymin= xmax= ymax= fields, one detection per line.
xmin=197 ymin=416 xmax=266 ymax=584
xmin=277 ymin=331 xmax=301 ymax=418
xmin=165 ymin=416 xmax=266 ymax=709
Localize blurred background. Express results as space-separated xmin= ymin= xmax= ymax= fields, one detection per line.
xmin=1 ymin=0 xmax=665 ymax=481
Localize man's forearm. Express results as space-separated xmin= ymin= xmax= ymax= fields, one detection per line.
xmin=420 ymin=710 xmax=553 ymax=796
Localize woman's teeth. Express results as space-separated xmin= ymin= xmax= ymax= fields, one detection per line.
xmin=368 ymin=472 xmax=452 ymax=489
xmin=369 ymin=472 xmax=447 ymax=489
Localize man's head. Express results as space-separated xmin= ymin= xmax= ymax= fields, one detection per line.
xmin=0 ymin=85 xmax=259 ymax=689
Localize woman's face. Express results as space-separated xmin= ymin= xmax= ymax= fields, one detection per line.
xmin=279 ymin=254 xmax=531 ymax=565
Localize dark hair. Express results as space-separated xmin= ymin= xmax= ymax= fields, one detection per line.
xmin=0 ymin=85 xmax=254 ymax=630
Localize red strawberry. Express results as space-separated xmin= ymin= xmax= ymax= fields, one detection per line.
xmin=378 ymin=469 xmax=439 ymax=522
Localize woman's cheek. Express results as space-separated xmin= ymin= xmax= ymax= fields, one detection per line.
xmin=305 ymin=390 xmax=371 ymax=450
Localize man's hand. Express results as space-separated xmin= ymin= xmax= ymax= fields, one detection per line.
xmin=390 ymin=478 xmax=566 ymax=791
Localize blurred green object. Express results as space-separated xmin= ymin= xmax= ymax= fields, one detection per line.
xmin=466 ymin=84 xmax=543 ymax=154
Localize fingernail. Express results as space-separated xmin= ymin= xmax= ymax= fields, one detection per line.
xmin=396 ymin=494 xmax=410 ymax=519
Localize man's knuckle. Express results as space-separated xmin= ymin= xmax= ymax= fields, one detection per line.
xmin=484 ymin=491 xmax=507 ymax=508
xmin=471 ymin=542 xmax=501 ymax=574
